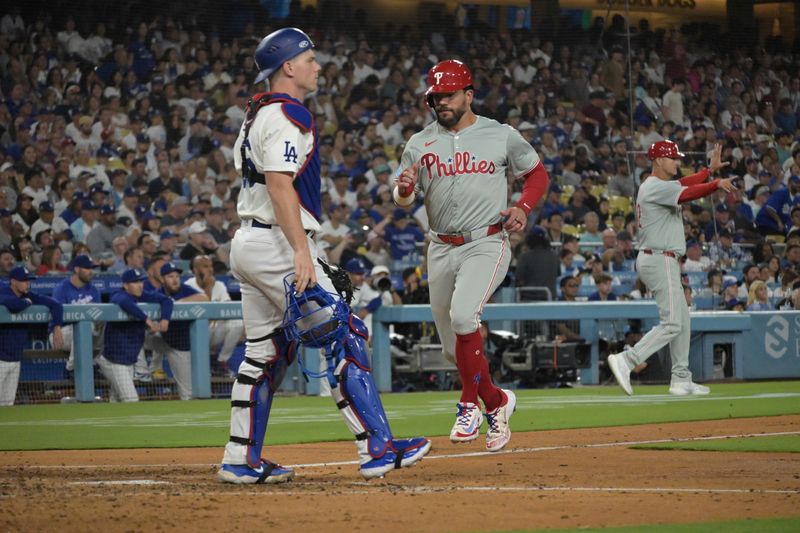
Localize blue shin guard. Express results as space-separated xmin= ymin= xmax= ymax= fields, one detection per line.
xmin=226 ymin=334 xmax=293 ymax=469
xmin=332 ymin=316 xmax=431 ymax=478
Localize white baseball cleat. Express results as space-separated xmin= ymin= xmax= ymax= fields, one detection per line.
xmin=450 ymin=402 xmax=483 ymax=443
xmin=669 ymin=382 xmax=710 ymax=396
xmin=607 ymin=352 xmax=634 ymax=396
xmin=485 ymin=389 xmax=516 ymax=452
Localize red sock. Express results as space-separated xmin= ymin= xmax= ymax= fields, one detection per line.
xmin=455 ymin=330 xmax=503 ymax=409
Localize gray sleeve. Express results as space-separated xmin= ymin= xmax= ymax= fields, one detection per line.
xmin=649 ymin=179 xmax=683 ymax=207
xmin=506 ymin=126 xmax=540 ymax=177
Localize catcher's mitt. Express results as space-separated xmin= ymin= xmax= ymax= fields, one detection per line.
xmin=317 ymin=258 xmax=357 ymax=306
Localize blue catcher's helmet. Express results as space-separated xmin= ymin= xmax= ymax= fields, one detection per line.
xmin=254 ymin=28 xmax=314 ymax=84
xmin=283 ymin=275 xmax=349 ymax=348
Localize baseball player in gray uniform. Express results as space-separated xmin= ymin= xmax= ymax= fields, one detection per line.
xmin=608 ymin=141 xmax=734 ymax=396
xmin=393 ymin=60 xmax=549 ymax=451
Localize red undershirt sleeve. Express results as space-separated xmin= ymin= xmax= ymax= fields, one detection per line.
xmin=514 ymin=162 xmax=549 ymax=216
xmin=678 ymin=179 xmax=720 ymax=203
xmin=678 ymin=168 xmax=710 ymax=187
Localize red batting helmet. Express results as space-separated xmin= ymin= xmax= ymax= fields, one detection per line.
xmin=647 ymin=140 xmax=685 ymax=161
xmin=425 ymin=60 xmax=473 ymax=106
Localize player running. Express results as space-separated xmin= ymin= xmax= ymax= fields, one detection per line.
xmin=608 ymin=141 xmax=735 ymax=396
xmin=392 ymin=60 xmax=549 ymax=451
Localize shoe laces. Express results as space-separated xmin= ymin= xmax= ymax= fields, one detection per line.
xmin=456 ymin=404 xmax=477 ymax=426
xmin=485 ymin=408 xmax=502 ymax=434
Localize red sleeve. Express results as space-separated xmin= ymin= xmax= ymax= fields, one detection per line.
xmin=514 ymin=162 xmax=549 ymax=216
xmin=678 ymin=168 xmax=709 ymax=186
xmin=678 ymin=179 xmax=719 ymax=203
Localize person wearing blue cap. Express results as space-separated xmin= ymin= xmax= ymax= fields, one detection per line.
xmin=51 ymin=255 xmax=102 ymax=374
xmin=755 ymin=174 xmax=800 ymax=236
xmin=381 ymin=208 xmax=425 ymax=261
xmin=218 ymin=26 xmax=430 ymax=485
xmin=30 ymin=201 xmax=71 ymax=246
xmin=157 ymin=230 xmax=179 ymax=260
xmin=86 ymin=203 xmax=125 ymax=256
xmin=98 ymin=268 xmax=173 ymax=402
xmin=151 ymin=262 xmax=208 ymax=400
xmin=69 ymin=200 xmax=99 ymax=243
xmin=0 ymin=266 xmax=64 ymax=406
xmin=116 ymin=187 xmax=140 ymax=227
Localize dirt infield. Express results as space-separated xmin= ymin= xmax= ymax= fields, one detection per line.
xmin=2 ymin=415 xmax=799 ymax=532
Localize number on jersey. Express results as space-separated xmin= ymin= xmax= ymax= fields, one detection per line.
xmin=283 ymin=141 xmax=298 ymax=163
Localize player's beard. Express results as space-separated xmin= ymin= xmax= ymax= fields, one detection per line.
xmin=436 ymin=106 xmax=465 ymax=128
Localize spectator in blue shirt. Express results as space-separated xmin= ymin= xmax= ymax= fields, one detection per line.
xmin=0 ymin=266 xmax=64 ymax=406
xmin=755 ymin=176 xmax=800 ymax=235
xmin=51 ymin=254 xmax=102 ymax=374
xmin=155 ymin=262 xmax=208 ymax=400
xmin=98 ymin=268 xmax=173 ymax=402
xmin=382 ymin=208 xmax=425 ymax=261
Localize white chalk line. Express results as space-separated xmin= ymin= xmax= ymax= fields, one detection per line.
xmin=52 ymin=484 xmax=800 ymax=497
xmin=2 ymin=430 xmax=798 ymax=471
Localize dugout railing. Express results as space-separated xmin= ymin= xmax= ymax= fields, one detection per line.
xmin=3 ymin=302 xmax=799 ymax=401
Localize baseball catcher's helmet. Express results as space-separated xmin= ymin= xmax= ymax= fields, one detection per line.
xmin=425 ymin=60 xmax=473 ymax=106
xmin=283 ymin=275 xmax=349 ymax=349
xmin=254 ymin=28 xmax=314 ymax=84
xmin=647 ymin=140 xmax=684 ymax=161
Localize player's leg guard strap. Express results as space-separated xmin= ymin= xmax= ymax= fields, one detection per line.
xmin=225 ymin=333 xmax=294 ymax=468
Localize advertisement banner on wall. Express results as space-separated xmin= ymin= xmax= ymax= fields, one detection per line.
xmin=741 ymin=312 xmax=800 ymax=379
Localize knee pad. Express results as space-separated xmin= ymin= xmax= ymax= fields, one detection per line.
xmin=228 ymin=333 xmax=294 ymax=468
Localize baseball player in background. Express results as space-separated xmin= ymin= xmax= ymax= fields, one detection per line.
xmin=393 ymin=59 xmax=549 ymax=451
xmin=157 ymin=262 xmax=209 ymax=400
xmin=51 ymin=254 xmax=102 ymax=374
xmin=219 ymin=27 xmax=429 ymax=485
xmin=0 ymin=266 xmax=64 ymax=406
xmin=186 ymin=254 xmax=243 ymax=374
xmin=608 ymin=141 xmax=734 ymax=396
xmin=99 ymin=268 xmax=173 ymax=402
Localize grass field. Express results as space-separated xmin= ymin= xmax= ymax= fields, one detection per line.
xmin=542 ymin=517 xmax=800 ymax=533
xmin=2 ymin=381 xmax=799 ymax=451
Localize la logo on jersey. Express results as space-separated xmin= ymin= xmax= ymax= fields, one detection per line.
xmin=420 ymin=150 xmax=496 ymax=178
xmin=283 ymin=141 xmax=298 ymax=163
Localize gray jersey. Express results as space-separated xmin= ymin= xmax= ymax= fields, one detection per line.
xmin=635 ymin=175 xmax=686 ymax=255
xmin=399 ymin=116 xmax=540 ymax=234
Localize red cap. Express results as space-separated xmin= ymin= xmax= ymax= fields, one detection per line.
xmin=425 ymin=60 xmax=473 ymax=106
xmin=647 ymin=140 xmax=684 ymax=161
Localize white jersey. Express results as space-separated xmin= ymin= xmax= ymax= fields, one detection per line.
xmin=635 ymin=175 xmax=686 ymax=255
xmin=233 ymin=103 xmax=321 ymax=232
xmin=185 ymin=278 xmax=231 ymax=302
xmin=399 ymin=116 xmax=540 ymax=234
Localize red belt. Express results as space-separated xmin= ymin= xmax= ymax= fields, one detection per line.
xmin=642 ymin=249 xmax=678 ymax=258
xmin=437 ymin=222 xmax=503 ymax=247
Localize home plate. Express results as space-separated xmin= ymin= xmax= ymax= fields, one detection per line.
xmin=69 ymin=480 xmax=171 ymax=486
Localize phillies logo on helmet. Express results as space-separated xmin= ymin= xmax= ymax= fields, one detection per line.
xmin=434 ymin=72 xmax=444 ymax=83
xmin=420 ymin=151 xmax=496 ymax=178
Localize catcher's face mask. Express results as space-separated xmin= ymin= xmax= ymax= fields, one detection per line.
xmin=283 ymin=275 xmax=349 ymax=348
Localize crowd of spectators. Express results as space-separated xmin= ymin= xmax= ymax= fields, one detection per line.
xmin=1 ymin=4 xmax=799 ymax=319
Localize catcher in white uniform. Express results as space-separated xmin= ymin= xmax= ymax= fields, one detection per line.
xmin=218 ymin=27 xmax=429 ymax=485
xmin=608 ymin=141 xmax=735 ymax=396
xmin=393 ymin=60 xmax=549 ymax=451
